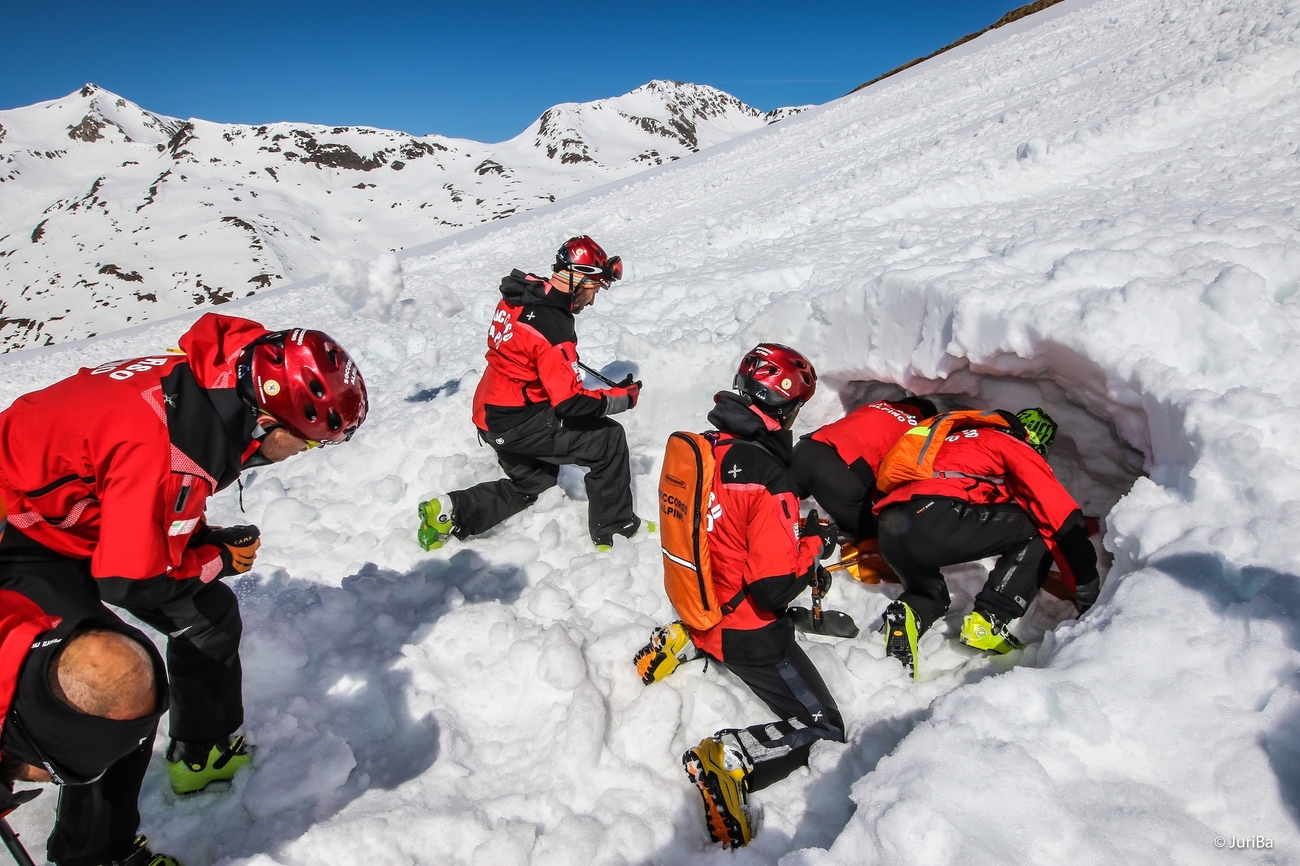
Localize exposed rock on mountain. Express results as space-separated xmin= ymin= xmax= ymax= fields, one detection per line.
xmin=0 ymin=81 xmax=797 ymax=352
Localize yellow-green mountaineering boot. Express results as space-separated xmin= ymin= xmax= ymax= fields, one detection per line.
xmin=104 ymin=835 xmax=185 ymax=865
xmin=882 ymin=600 xmax=921 ymax=679
xmin=960 ymin=610 xmax=1023 ymax=654
xmin=416 ymin=496 xmax=455 ymax=551
xmin=167 ymin=736 xmax=252 ymax=794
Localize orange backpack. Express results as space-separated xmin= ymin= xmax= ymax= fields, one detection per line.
xmin=658 ymin=431 xmax=729 ymax=631
xmin=874 ymin=409 xmax=1014 ymax=494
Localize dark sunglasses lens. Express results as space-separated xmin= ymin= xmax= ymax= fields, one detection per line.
xmin=608 ymin=257 xmax=623 ymax=281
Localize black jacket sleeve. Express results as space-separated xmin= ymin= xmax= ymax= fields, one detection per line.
xmin=1053 ymin=509 xmax=1099 ymax=587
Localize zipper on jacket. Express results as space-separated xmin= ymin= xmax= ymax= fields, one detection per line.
xmin=173 ymin=475 xmax=194 ymax=513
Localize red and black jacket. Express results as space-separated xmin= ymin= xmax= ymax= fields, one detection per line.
xmin=809 ymin=399 xmax=925 ymax=490
xmin=874 ymin=427 xmax=1098 ymax=590
xmin=472 ymin=270 xmax=632 ymax=432
xmin=688 ymin=392 xmax=823 ymax=665
xmin=0 ymin=313 xmax=268 ymax=584
xmin=0 ymin=590 xmax=61 ymax=725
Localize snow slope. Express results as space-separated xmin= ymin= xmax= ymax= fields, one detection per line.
xmin=6 ymin=0 xmax=1300 ymax=862
xmin=0 ymin=81 xmax=795 ymax=353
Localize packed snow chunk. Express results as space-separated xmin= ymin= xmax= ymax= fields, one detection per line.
xmin=469 ymin=823 xmax=536 ymax=866
xmin=1202 ymin=263 xmax=1269 ymax=324
xmin=330 ymin=252 xmax=405 ymax=321
xmin=539 ymin=623 xmax=587 ymax=690
xmin=425 ymin=279 xmax=467 ymax=318
xmin=243 ymin=725 xmax=356 ymax=819
xmin=877 ymin=800 xmax=963 ymax=866
xmin=259 ymin=496 xmax=321 ymax=535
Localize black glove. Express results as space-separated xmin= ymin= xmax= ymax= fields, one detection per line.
xmin=0 ymin=783 xmax=41 ymax=818
xmin=1074 ymin=578 xmax=1100 ymax=615
xmin=814 ymin=565 xmax=832 ymax=597
xmin=803 ymin=510 xmax=837 ymax=560
xmin=207 ymin=525 xmax=262 ymax=577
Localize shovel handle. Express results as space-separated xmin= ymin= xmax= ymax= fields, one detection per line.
xmin=824 ymin=553 xmax=865 ymax=574
xmin=1 ymin=818 xmax=37 ymax=866
xmin=575 ymin=360 xmax=619 ymax=387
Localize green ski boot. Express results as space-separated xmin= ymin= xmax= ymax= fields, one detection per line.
xmin=105 ymin=835 xmax=185 ymax=866
xmin=882 ymin=600 xmax=921 ymax=679
xmin=960 ymin=610 xmax=1023 ymax=654
xmin=103 ymin=835 xmax=185 ymax=866
xmin=417 ymin=496 xmax=455 ymax=551
xmin=167 ymin=736 xmax=251 ymax=795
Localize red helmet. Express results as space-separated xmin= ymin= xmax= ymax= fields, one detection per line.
xmin=734 ymin=343 xmax=817 ymax=416
xmin=555 ymin=235 xmax=623 ymax=285
xmin=237 ymin=329 xmax=368 ymax=444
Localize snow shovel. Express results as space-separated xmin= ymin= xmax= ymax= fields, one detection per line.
xmin=789 ymin=568 xmax=859 ymax=638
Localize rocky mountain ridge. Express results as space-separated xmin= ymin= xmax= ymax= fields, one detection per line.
xmin=0 ymin=81 xmax=798 ymax=352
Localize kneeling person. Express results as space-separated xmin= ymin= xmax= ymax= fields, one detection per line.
xmin=418 ymin=236 xmax=641 ymax=551
xmin=642 ymin=345 xmax=844 ymax=848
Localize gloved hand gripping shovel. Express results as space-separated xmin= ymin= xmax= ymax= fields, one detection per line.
xmin=789 ymin=566 xmax=860 ymax=638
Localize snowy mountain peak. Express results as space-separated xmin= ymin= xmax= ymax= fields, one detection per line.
xmin=0 ymin=82 xmax=799 ymax=353
xmin=5 ymin=83 xmax=182 ymax=151
xmin=523 ymin=80 xmax=795 ymax=166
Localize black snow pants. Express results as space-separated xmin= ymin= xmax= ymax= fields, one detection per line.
xmin=876 ymin=496 xmax=1053 ymax=634
xmin=0 ymin=525 xmax=244 ymax=865
xmin=451 ymin=407 xmax=636 ymax=544
xmin=718 ymin=641 xmax=845 ymax=792
xmin=791 ymin=436 xmax=876 ymax=541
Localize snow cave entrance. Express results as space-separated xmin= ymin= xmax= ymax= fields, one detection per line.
xmin=833 ymin=368 xmax=1147 ymax=651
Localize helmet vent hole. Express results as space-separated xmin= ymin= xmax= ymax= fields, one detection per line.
xmin=304 ymin=405 xmax=318 ymax=422
xmin=310 ymin=380 xmax=326 ymax=398
xmin=328 ymin=409 xmax=342 ymax=431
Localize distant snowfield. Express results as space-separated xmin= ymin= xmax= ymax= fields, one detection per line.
xmin=0 ymin=80 xmax=793 ymax=353
xmin=6 ymin=0 xmax=1300 ymax=862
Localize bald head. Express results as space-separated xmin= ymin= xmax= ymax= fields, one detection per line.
xmin=50 ymin=630 xmax=159 ymax=720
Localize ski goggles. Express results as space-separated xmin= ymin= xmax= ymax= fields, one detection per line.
xmin=562 ymin=256 xmax=623 ymax=285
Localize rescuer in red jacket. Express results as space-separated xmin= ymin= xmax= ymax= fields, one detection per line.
xmin=0 ymin=313 xmax=368 ymax=865
xmin=792 ymin=385 xmax=937 ymax=582
xmin=649 ymin=344 xmax=844 ymax=849
xmin=417 ymin=236 xmax=642 ymax=550
xmin=0 ymin=589 xmax=167 ymax=861
xmin=874 ymin=408 xmax=1101 ymax=677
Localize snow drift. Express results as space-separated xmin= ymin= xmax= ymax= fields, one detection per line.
xmin=4 ymin=0 xmax=1300 ymax=862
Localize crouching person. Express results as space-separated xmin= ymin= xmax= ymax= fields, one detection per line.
xmin=637 ymin=344 xmax=844 ymax=848
xmin=0 ymin=314 xmax=368 ymax=864
xmin=792 ymin=384 xmax=937 ymax=583
xmin=0 ymin=587 xmax=171 ymax=864
xmin=873 ymin=408 xmax=1101 ymax=678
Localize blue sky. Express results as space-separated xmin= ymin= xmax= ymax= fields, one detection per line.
xmin=4 ymin=1 xmax=1020 ymax=143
